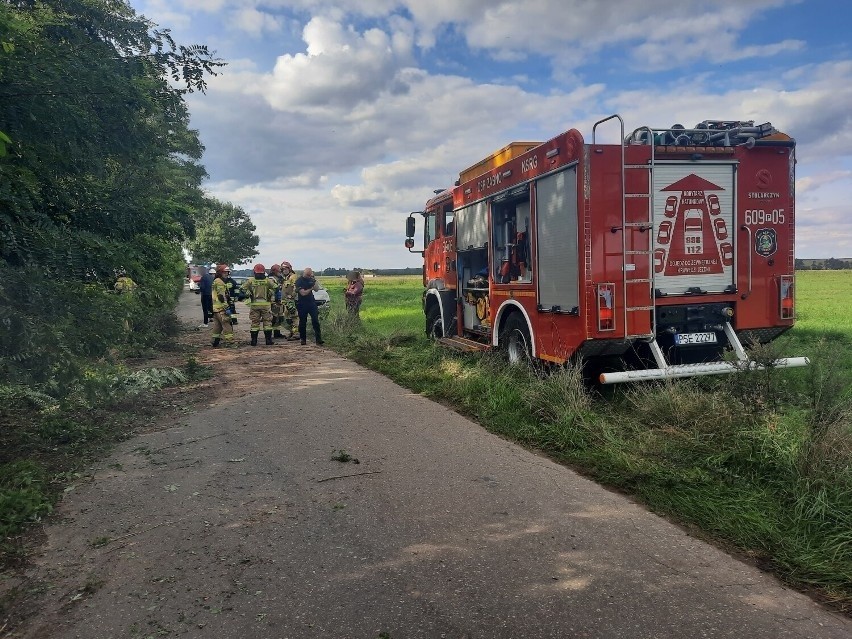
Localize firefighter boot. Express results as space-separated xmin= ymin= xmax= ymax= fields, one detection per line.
xmin=265 ymin=330 xmax=275 ymax=345
xmin=273 ymin=328 xmax=284 ymax=338
xmin=250 ymin=331 xmax=258 ymax=346
xmin=285 ymin=322 xmax=297 ymax=340
xmin=212 ymin=337 xmax=220 ymax=348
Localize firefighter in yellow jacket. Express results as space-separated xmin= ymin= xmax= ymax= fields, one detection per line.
xmin=269 ymin=264 xmax=285 ymax=339
xmin=241 ymin=263 xmax=278 ymax=346
xmin=211 ymin=264 xmax=235 ymax=347
xmin=279 ymin=261 xmax=298 ymax=340
xmin=114 ymin=270 xmax=137 ymax=293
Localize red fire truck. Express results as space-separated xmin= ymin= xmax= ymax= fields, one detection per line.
xmin=404 ymin=114 xmax=808 ymax=383
xmin=186 ymin=264 xmax=206 ymax=293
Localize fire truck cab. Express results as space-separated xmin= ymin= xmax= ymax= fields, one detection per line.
xmin=405 ymin=115 xmax=808 ymax=383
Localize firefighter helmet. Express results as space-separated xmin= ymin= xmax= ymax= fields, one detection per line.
xmin=253 ymin=263 xmax=266 ymax=275
xmin=208 ymin=267 xmax=216 ymax=274
xmin=280 ymin=261 xmax=292 ymax=271
xmin=270 ymin=264 xmax=280 ymax=274
xmin=216 ymin=263 xmax=227 ymax=275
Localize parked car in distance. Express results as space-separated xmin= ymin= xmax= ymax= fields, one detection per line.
xmin=230 ymin=275 xmax=249 ymax=301
xmin=187 ymin=264 xmax=206 ymax=293
xmin=314 ymin=285 xmax=330 ymax=311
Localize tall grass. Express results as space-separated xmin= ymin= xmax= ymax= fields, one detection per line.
xmin=324 ymin=273 xmax=852 ymax=611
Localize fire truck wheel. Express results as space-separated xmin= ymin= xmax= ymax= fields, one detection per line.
xmin=426 ymin=305 xmax=444 ymax=339
xmin=501 ymin=314 xmax=531 ymax=364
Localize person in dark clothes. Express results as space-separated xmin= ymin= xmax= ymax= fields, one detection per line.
xmin=199 ymin=267 xmax=215 ymax=328
xmin=295 ymin=267 xmax=323 ymax=345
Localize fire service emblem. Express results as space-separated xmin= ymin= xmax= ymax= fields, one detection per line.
xmin=755 ymin=228 xmax=777 ymax=257
xmin=655 ymin=174 xmax=728 ymax=276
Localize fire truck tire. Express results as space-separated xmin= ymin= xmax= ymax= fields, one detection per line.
xmin=426 ymin=305 xmax=444 ymax=339
xmin=501 ymin=313 xmax=531 ymax=364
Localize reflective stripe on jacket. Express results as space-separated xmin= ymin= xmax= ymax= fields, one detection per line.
xmin=212 ymin=277 xmax=230 ymax=312
xmin=242 ymin=276 xmax=277 ymax=308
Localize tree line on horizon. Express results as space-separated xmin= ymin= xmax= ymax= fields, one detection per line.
xmin=795 ymin=258 xmax=852 ymax=270
xmin=319 ymin=267 xmax=422 ymax=276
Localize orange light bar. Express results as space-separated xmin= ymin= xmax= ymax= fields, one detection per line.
xmin=654 ymin=146 xmax=732 ymax=154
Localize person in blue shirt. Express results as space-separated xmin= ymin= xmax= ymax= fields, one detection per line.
xmin=294 ymin=267 xmax=324 ymax=345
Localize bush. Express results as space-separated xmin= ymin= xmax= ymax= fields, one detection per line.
xmin=0 ymin=259 xmax=185 ymax=392
xmin=0 ymin=460 xmax=52 ymax=538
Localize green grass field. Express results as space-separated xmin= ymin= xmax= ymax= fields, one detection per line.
xmin=320 ymin=275 xmax=424 ymax=334
xmin=323 ymin=271 xmax=852 ymax=612
xmin=775 ymin=270 xmax=852 ymax=397
xmin=793 ymin=270 xmax=852 ymax=335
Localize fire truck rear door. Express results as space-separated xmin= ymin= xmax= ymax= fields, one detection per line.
xmin=652 ymin=163 xmax=736 ymax=295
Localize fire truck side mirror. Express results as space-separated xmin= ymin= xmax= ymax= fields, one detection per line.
xmin=404 ymin=238 xmax=415 ymax=249
xmin=405 ymin=215 xmax=417 ymax=239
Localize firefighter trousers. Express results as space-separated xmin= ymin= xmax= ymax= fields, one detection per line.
xmin=249 ymin=307 xmax=273 ymax=332
xmin=211 ymin=310 xmax=234 ymax=344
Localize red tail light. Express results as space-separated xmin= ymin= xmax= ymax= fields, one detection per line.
xmin=780 ymin=275 xmax=794 ymax=319
xmin=597 ymin=283 xmax=615 ymax=331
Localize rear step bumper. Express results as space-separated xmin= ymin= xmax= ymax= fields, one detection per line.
xmin=599 ymin=357 xmax=809 ymax=384
xmin=599 ymin=322 xmax=809 ymax=385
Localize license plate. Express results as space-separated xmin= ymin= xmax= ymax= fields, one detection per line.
xmin=675 ymin=332 xmax=718 ymax=345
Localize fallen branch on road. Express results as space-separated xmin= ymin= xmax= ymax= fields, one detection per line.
xmin=152 ymin=432 xmax=228 ymax=453
xmin=102 ymin=518 xmax=186 ymax=553
xmin=317 ymin=471 xmax=382 ymax=483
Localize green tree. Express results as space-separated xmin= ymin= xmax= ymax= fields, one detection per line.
xmin=0 ymin=0 xmax=224 ymax=386
xmin=186 ymin=199 xmax=259 ymax=266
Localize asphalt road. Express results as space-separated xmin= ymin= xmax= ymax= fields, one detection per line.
xmin=8 ymin=290 xmax=851 ymax=638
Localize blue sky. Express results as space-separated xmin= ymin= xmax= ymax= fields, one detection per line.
xmin=131 ymin=0 xmax=852 ymax=269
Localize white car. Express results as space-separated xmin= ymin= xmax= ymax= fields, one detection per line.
xmin=314 ymin=286 xmax=331 ymax=310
